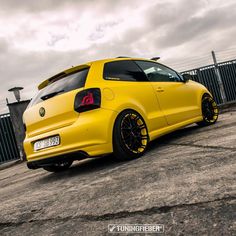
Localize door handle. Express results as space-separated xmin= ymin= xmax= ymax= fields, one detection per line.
xmin=156 ymin=87 xmax=164 ymax=92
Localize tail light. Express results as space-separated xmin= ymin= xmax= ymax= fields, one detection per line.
xmin=74 ymin=88 xmax=101 ymax=113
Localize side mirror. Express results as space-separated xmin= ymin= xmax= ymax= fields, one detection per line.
xmin=182 ymin=73 xmax=192 ymax=83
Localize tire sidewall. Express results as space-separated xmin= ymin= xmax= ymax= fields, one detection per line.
xmin=198 ymin=94 xmax=218 ymax=126
xmin=113 ymin=110 xmax=148 ymax=160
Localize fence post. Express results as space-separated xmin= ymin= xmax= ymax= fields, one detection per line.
xmin=211 ymin=51 xmax=227 ymax=104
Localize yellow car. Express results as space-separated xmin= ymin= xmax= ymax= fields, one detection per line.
xmin=23 ymin=57 xmax=218 ymax=172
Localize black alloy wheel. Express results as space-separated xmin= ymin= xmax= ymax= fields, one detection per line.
xmin=197 ymin=94 xmax=219 ymax=126
xmin=113 ymin=110 xmax=149 ymax=160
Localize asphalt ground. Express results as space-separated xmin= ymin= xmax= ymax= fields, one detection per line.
xmin=0 ymin=110 xmax=235 ymax=235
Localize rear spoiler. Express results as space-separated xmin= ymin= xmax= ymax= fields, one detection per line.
xmin=38 ymin=64 xmax=90 ymax=90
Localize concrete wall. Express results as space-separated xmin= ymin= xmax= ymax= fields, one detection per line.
xmin=7 ymin=100 xmax=30 ymax=160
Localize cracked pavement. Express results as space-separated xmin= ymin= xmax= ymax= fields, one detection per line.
xmin=0 ymin=110 xmax=235 ymax=235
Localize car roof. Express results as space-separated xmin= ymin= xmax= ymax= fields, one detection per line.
xmin=38 ymin=57 xmax=157 ymax=90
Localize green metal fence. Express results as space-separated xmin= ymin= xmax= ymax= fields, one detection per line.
xmin=181 ymin=59 xmax=236 ymax=105
xmin=0 ymin=113 xmax=20 ymax=164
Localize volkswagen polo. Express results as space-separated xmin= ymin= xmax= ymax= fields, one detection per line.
xmin=23 ymin=57 xmax=218 ymax=172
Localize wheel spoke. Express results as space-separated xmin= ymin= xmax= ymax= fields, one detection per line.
xmin=202 ymin=97 xmax=218 ymax=122
xmin=123 ymin=119 xmax=131 ymax=128
xmin=121 ymin=113 xmax=148 ymax=153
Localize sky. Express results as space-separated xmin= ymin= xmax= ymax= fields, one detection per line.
xmin=0 ymin=0 xmax=236 ymax=113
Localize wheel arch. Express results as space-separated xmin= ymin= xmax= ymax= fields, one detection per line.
xmin=198 ymin=89 xmax=213 ymax=108
xmin=197 ymin=92 xmax=219 ymax=126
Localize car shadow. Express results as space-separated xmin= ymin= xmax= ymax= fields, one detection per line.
xmin=36 ymin=124 xmax=204 ymax=183
xmin=148 ymin=124 xmax=200 ymax=150
xmin=36 ymin=154 xmax=128 ymax=183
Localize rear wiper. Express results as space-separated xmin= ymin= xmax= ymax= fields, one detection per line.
xmin=41 ymin=90 xmax=64 ymax=100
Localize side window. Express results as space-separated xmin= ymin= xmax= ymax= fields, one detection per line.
xmin=103 ymin=60 xmax=148 ymax=82
xmin=135 ymin=61 xmax=182 ymax=82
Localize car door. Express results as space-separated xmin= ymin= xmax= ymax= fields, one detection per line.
xmin=135 ymin=60 xmax=200 ymax=126
xmin=102 ymin=59 xmax=168 ymax=133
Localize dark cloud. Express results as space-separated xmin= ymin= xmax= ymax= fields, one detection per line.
xmin=119 ymin=0 xmax=236 ymax=50
xmin=0 ymin=38 xmax=9 ymax=53
xmin=147 ymin=0 xmax=205 ymax=27
xmin=157 ymin=2 xmax=236 ymax=48
xmin=0 ymin=0 xmax=140 ymax=14
xmin=111 ymin=0 xmax=208 ymax=50
xmin=0 ymin=0 xmax=86 ymax=12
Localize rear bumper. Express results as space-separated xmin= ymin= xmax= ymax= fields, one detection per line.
xmin=27 ymin=151 xmax=88 ymax=169
xmin=24 ymin=108 xmax=117 ymax=163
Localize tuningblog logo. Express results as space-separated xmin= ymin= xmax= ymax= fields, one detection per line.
xmin=108 ymin=224 xmax=164 ymax=234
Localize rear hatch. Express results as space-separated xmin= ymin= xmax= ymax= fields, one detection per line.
xmin=24 ymin=65 xmax=90 ymax=138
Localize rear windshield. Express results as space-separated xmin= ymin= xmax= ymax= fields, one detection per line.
xmin=29 ymin=68 xmax=89 ymax=107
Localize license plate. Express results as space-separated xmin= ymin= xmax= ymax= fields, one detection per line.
xmin=34 ymin=136 xmax=60 ymax=151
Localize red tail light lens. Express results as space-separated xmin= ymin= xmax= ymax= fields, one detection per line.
xmin=81 ymin=92 xmax=94 ymax=106
xmin=74 ymin=88 xmax=101 ymax=113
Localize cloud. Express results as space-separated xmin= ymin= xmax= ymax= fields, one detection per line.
xmin=0 ymin=38 xmax=9 ymax=53
xmin=156 ymin=2 xmax=236 ymax=48
xmin=0 ymin=0 xmax=236 ymax=113
xmin=0 ymin=0 xmax=86 ymax=12
xmin=0 ymin=0 xmax=146 ymax=14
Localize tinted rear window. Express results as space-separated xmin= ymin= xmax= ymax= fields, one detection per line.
xmin=103 ymin=60 xmax=147 ymax=82
xmin=29 ymin=68 xmax=89 ymax=107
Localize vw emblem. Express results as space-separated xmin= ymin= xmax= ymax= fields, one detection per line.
xmin=39 ymin=107 xmax=45 ymax=117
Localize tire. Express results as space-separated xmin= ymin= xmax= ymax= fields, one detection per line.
xmin=43 ymin=160 xmax=73 ymax=172
xmin=113 ymin=110 xmax=149 ymax=161
xmin=197 ymin=94 xmax=219 ymax=127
